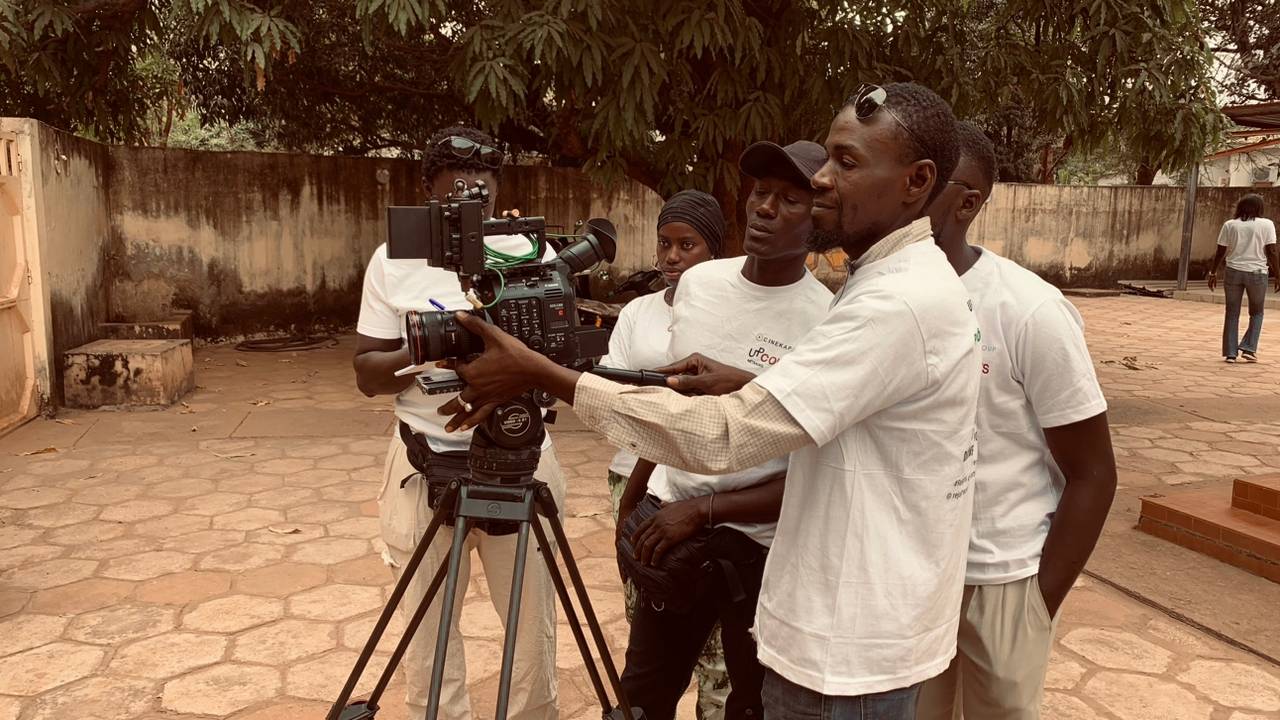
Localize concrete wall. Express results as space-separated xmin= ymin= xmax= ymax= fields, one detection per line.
xmin=35 ymin=126 xmax=112 ymax=404
xmin=0 ymin=120 xmax=113 ymax=407
xmin=811 ymin=184 xmax=1280 ymax=289
xmin=108 ymin=149 xmax=422 ymax=337
xmin=108 ymin=152 xmax=664 ymax=338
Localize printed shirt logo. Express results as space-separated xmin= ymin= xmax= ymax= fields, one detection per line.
xmin=747 ymin=334 xmax=794 ymax=369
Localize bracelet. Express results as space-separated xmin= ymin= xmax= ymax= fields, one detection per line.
xmin=706 ymin=494 xmax=715 ymax=528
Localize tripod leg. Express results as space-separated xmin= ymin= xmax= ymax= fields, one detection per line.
xmin=493 ymin=518 xmax=532 ymax=720
xmin=528 ymin=515 xmax=612 ymax=712
xmin=534 ymin=486 xmax=639 ymax=720
xmin=327 ymin=481 xmax=458 ymax=720
xmin=425 ymin=514 xmax=471 ymax=720
xmin=368 ymin=554 xmax=451 ymax=702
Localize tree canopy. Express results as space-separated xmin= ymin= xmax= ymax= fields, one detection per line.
xmin=1 ymin=0 xmax=1232 ymax=249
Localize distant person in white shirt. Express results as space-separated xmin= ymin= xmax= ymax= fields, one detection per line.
xmin=437 ymin=82 xmax=982 ymax=720
xmin=613 ymin=140 xmax=832 ymax=720
xmin=600 ymin=190 xmax=723 ymax=515
xmin=1206 ymin=193 xmax=1279 ymax=363
xmin=353 ymin=126 xmax=561 ymax=720
xmin=916 ymin=121 xmax=1117 ymax=720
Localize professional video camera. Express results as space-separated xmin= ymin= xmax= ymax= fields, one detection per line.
xmin=329 ymin=181 xmax=646 ymax=720
xmin=385 ymin=179 xmax=616 ymax=377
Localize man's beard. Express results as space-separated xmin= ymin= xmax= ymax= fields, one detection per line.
xmin=805 ymin=225 xmax=882 ymax=255
xmin=805 ymin=228 xmax=850 ymax=253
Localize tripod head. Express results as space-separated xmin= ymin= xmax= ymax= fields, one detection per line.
xmin=468 ymin=392 xmax=549 ymax=486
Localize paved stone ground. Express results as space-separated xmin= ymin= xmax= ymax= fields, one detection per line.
xmin=1 ymin=295 xmax=1279 ymax=720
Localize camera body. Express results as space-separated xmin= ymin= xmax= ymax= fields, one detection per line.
xmin=385 ymin=184 xmax=616 ymax=383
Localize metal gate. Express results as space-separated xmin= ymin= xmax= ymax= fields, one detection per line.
xmin=0 ymin=133 xmax=37 ymax=434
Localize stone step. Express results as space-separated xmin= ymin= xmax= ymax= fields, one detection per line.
xmin=99 ymin=313 xmax=193 ymax=341
xmin=1139 ymin=488 xmax=1280 ymax=584
xmin=63 ymin=339 xmax=195 ymax=409
xmin=1234 ymin=476 xmax=1280 ymax=521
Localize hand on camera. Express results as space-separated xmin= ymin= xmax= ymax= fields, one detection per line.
xmin=436 ymin=312 xmax=543 ymax=431
xmin=631 ymin=498 xmax=706 ymax=566
xmin=657 ymin=353 xmax=755 ymax=396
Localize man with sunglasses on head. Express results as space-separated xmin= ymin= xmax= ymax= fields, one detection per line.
xmin=354 ymin=125 xmax=562 ymax=720
xmin=916 ymin=122 xmax=1116 ymax=720
xmin=434 ymin=83 xmax=982 ymax=720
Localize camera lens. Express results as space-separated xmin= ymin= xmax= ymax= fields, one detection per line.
xmin=405 ymin=310 xmax=481 ymax=364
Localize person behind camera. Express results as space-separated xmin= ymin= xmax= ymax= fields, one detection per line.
xmin=613 ymin=140 xmax=832 ymax=720
xmin=436 ymin=82 xmax=981 ymax=720
xmin=353 ymin=125 xmax=562 ymax=720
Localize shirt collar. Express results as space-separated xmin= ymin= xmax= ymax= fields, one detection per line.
xmin=843 ymin=216 xmax=935 ymax=274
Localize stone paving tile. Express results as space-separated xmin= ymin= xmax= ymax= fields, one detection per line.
xmin=0 ymin=321 xmax=1279 ymax=718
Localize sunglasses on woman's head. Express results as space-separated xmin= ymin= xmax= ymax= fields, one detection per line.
xmin=850 ymin=83 xmax=929 ymax=153
xmin=438 ymin=136 xmax=504 ymax=168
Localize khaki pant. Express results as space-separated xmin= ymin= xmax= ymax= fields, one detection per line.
xmin=916 ymin=574 xmax=1060 ymax=720
xmin=380 ymin=434 xmax=565 ymax=720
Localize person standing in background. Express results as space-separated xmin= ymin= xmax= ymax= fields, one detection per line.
xmin=596 ymin=189 xmax=724 ymax=718
xmin=1207 ymin=193 xmax=1279 ymax=363
xmin=600 ymin=190 xmax=723 ymax=515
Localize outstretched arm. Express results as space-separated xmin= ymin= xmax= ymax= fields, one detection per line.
xmin=434 ymin=313 xmax=812 ymax=475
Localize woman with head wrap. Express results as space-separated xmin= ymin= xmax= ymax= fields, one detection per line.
xmin=598 ymin=189 xmax=722 ymax=509
xmin=594 ymin=189 xmax=725 ymax=718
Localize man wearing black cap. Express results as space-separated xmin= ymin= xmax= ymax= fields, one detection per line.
xmin=612 ymin=140 xmax=832 ymax=720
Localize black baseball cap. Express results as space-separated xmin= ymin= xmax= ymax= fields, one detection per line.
xmin=739 ymin=140 xmax=827 ymax=188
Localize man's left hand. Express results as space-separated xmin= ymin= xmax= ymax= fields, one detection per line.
xmin=1274 ymin=275 xmax=1279 ymax=293
xmin=632 ymin=498 xmax=707 ymax=566
xmin=1037 ymin=573 xmax=1069 ymax=620
xmin=436 ymin=312 xmax=546 ymax=431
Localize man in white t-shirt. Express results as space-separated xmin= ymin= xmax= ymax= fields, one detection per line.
xmin=1206 ymin=193 xmax=1279 ymax=363
xmin=353 ymin=126 xmax=562 ymax=720
xmin=436 ymin=82 xmax=982 ymax=720
xmin=612 ymin=140 xmax=832 ymax=720
xmin=915 ymin=122 xmax=1117 ymax=719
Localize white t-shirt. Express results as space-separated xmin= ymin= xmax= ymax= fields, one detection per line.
xmin=357 ymin=237 xmax=554 ymax=452
xmin=1219 ymin=217 xmax=1277 ymax=273
xmin=651 ymin=257 xmax=832 ymax=547
xmin=961 ymin=249 xmax=1108 ymax=585
xmin=752 ymin=240 xmax=981 ymax=696
xmin=597 ymin=290 xmax=675 ymax=477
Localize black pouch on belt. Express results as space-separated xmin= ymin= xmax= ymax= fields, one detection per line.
xmin=398 ymin=421 xmax=518 ymax=536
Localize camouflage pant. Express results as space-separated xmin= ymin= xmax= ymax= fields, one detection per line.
xmin=608 ymin=470 xmax=729 ymax=720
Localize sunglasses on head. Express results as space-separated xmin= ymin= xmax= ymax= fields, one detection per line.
xmin=438 ymin=136 xmax=504 ymax=168
xmin=851 ymin=83 xmax=929 ymax=153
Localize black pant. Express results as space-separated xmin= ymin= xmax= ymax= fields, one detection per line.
xmin=620 ymin=529 xmax=768 ymax=720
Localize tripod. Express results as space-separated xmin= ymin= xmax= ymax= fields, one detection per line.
xmin=327 ymin=393 xmax=645 ymax=720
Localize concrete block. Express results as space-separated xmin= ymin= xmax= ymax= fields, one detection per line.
xmin=63 ymin=339 xmax=194 ymax=408
xmin=100 ymin=314 xmax=193 ymax=341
